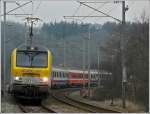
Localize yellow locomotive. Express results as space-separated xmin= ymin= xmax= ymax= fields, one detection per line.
xmin=9 ymin=45 xmax=52 ymax=99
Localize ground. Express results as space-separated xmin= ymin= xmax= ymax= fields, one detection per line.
xmin=69 ymin=90 xmax=146 ymax=113
xmin=1 ymin=93 xmax=22 ymax=113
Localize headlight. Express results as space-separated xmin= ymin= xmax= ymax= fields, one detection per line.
xmin=42 ymin=77 xmax=48 ymax=82
xmin=14 ymin=76 xmax=19 ymax=80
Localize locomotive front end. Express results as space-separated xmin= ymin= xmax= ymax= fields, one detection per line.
xmin=9 ymin=46 xmax=52 ymax=99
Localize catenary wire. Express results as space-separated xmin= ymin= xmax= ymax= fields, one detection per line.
xmin=81 ymin=2 xmax=108 ymax=21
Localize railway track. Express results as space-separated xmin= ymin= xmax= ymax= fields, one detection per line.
xmin=52 ymin=88 xmax=120 ymax=113
xmin=16 ymin=88 xmax=120 ymax=113
xmin=17 ymin=100 xmax=56 ymax=113
xmin=65 ymin=95 xmax=121 ymax=113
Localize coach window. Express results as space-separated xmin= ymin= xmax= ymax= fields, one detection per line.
xmin=61 ymin=72 xmax=63 ymax=78
xmin=55 ymin=72 xmax=57 ymax=78
xmin=102 ymin=74 xmax=104 ymax=80
xmin=55 ymin=72 xmax=57 ymax=77
xmin=53 ymin=72 xmax=54 ymax=77
xmin=60 ymin=72 xmax=62 ymax=78
xmin=102 ymin=74 xmax=104 ymax=79
xmin=65 ymin=73 xmax=67 ymax=78
xmin=63 ymin=73 xmax=65 ymax=77
xmin=59 ymin=72 xmax=61 ymax=78
xmin=79 ymin=74 xmax=81 ymax=79
xmin=63 ymin=73 xmax=65 ymax=78
xmin=53 ymin=72 xmax=55 ymax=77
xmin=80 ymin=74 xmax=81 ymax=78
xmin=54 ymin=72 xmax=55 ymax=77
xmin=57 ymin=72 xmax=59 ymax=78
xmin=96 ymin=74 xmax=98 ymax=79
xmin=62 ymin=72 xmax=64 ymax=78
xmin=61 ymin=72 xmax=62 ymax=77
xmin=104 ymin=74 xmax=106 ymax=80
xmin=58 ymin=72 xmax=60 ymax=78
xmin=101 ymin=74 xmax=103 ymax=79
xmin=85 ymin=75 xmax=87 ymax=79
xmin=61 ymin=72 xmax=64 ymax=78
xmin=66 ymin=73 xmax=68 ymax=78
xmin=54 ymin=72 xmax=56 ymax=78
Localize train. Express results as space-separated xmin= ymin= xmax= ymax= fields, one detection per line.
xmin=51 ymin=67 xmax=112 ymax=88
xmin=9 ymin=45 xmax=52 ymax=99
xmin=9 ymin=45 xmax=111 ymax=99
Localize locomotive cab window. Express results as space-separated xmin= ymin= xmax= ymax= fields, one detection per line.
xmin=16 ymin=50 xmax=48 ymax=68
xmin=53 ymin=72 xmax=55 ymax=77
xmin=63 ymin=72 xmax=65 ymax=78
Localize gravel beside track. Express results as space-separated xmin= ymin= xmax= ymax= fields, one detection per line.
xmin=1 ymin=93 xmax=22 ymax=113
xmin=18 ymin=103 xmax=55 ymax=113
xmin=42 ymin=94 xmax=88 ymax=113
xmin=51 ymin=88 xmax=120 ymax=113
xmin=65 ymin=94 xmax=121 ymax=113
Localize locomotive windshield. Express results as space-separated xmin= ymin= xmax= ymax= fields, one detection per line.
xmin=16 ymin=51 xmax=48 ymax=68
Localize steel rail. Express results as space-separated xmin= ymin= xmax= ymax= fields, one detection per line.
xmin=65 ymin=95 xmax=121 ymax=113
xmin=52 ymin=88 xmax=120 ymax=113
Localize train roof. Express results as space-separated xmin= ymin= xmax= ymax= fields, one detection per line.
xmin=52 ymin=67 xmax=112 ymax=75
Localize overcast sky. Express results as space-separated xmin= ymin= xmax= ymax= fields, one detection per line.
xmin=1 ymin=0 xmax=149 ymax=25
